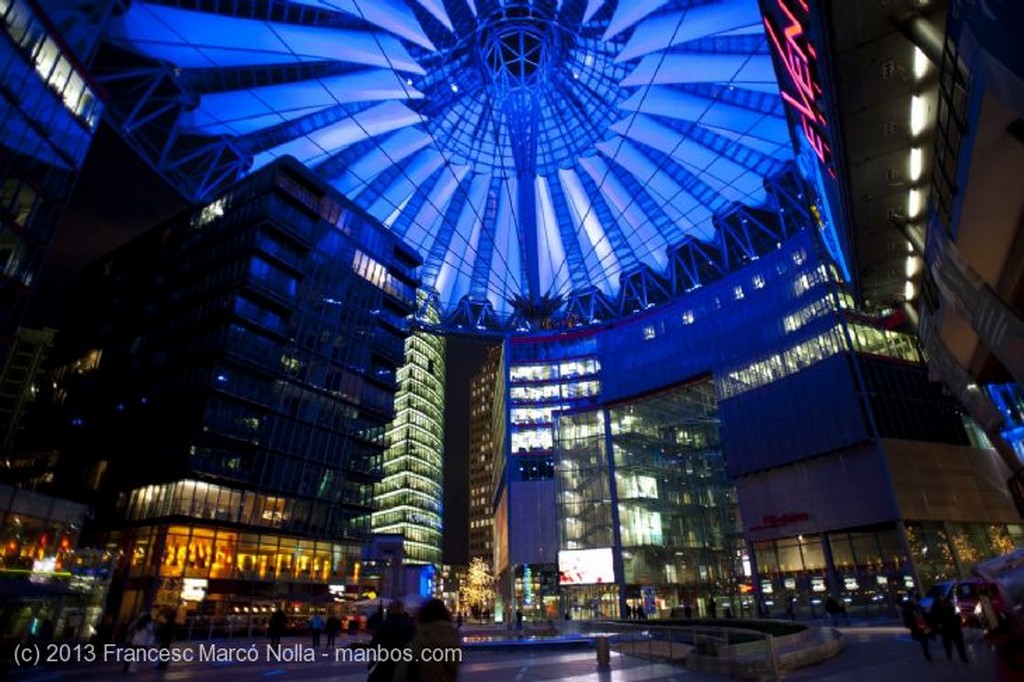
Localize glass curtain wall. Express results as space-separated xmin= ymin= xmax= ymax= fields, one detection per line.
xmin=556 ymin=379 xmax=744 ymax=619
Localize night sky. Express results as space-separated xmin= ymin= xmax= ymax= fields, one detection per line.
xmin=27 ymin=120 xmax=487 ymax=566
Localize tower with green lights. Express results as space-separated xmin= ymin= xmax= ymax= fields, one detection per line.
xmin=372 ymin=296 xmax=446 ymax=567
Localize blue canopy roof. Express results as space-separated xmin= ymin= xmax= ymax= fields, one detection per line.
xmin=102 ymin=0 xmax=796 ymax=324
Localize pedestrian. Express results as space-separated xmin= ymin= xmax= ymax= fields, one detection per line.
xmin=708 ymin=597 xmax=716 ymax=619
xmin=393 ymin=598 xmax=461 ymax=682
xmin=368 ymin=600 xmax=415 ymax=682
xmin=825 ymin=596 xmax=841 ymax=627
xmin=369 ymin=603 xmax=384 ymax=632
xmin=325 ymin=613 xmax=341 ymax=647
xmin=515 ymin=608 xmax=523 ymax=631
xmin=455 ymin=612 xmax=463 ymax=630
xmin=268 ymin=608 xmax=286 ymax=647
xmin=310 ymin=613 xmax=325 ymax=647
xmin=786 ymin=597 xmax=797 ymax=621
xmin=901 ymin=596 xmax=933 ymax=662
xmin=683 ymin=603 xmax=692 ymax=619
xmin=934 ymin=596 xmax=969 ymax=663
xmin=155 ymin=608 xmax=176 ymax=669
xmin=124 ymin=611 xmax=154 ymax=673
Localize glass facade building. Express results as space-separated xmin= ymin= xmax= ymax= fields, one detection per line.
xmin=557 ymin=380 xmax=743 ymax=619
xmin=371 ymin=297 xmax=446 ymax=567
xmin=493 ymin=226 xmax=1021 ymax=620
xmin=41 ymin=158 xmax=419 ymax=623
xmin=0 ymin=0 xmax=101 ymax=360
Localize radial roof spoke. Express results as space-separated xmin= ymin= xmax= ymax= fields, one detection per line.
xmin=616 ymin=0 xmax=762 ymax=63
xmin=288 ymin=0 xmax=437 ymax=50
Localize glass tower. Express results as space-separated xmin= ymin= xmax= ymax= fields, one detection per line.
xmin=0 ymin=0 xmax=101 ymax=360
xmin=43 ymin=157 xmax=420 ymax=623
xmin=372 ymin=296 xmax=446 ymax=567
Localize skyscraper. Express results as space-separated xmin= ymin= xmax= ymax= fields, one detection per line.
xmin=44 ymin=157 xmax=419 ymax=622
xmin=372 ymin=297 xmax=446 ymax=568
xmin=468 ymin=344 xmax=503 ymax=564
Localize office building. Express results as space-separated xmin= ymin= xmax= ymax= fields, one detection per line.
xmin=468 ymin=344 xmax=502 ymax=564
xmin=43 ymin=157 xmax=419 ymax=622
xmin=372 ymin=297 xmax=446 ymax=568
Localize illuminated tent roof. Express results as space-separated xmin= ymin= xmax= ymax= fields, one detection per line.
xmin=100 ymin=0 xmax=797 ymax=327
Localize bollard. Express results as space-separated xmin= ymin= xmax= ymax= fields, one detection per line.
xmin=766 ymin=633 xmax=781 ymax=682
xmin=596 ymin=636 xmax=610 ymax=668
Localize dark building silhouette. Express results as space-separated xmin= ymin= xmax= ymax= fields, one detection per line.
xmin=41 ymin=157 xmax=419 ymax=622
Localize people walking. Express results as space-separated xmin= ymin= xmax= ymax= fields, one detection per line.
xmin=708 ymin=596 xmax=716 ymax=618
xmin=934 ymin=596 xmax=969 ymax=663
xmin=268 ymin=608 xmax=286 ymax=648
xmin=368 ymin=600 xmax=415 ymax=682
xmin=901 ymin=597 xmax=933 ymax=662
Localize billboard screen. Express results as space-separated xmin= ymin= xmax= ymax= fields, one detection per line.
xmin=558 ymin=548 xmax=614 ymax=585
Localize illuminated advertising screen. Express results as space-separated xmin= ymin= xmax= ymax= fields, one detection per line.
xmin=558 ymin=548 xmax=614 ymax=585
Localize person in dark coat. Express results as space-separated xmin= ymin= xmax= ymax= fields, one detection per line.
xmin=934 ymin=596 xmax=969 ymax=663
xmin=325 ymin=614 xmax=341 ymax=647
xmin=368 ymin=600 xmax=415 ymax=682
xmin=824 ymin=597 xmax=841 ymax=627
xmin=901 ymin=597 xmax=933 ymax=661
xmin=268 ymin=608 xmax=287 ymax=647
xmin=155 ymin=608 xmax=176 ymax=669
xmin=393 ymin=599 xmax=461 ymax=682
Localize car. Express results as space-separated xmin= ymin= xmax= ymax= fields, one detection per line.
xmin=919 ymin=579 xmax=1007 ymax=627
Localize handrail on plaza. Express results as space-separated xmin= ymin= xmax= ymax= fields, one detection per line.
xmin=587 ymin=620 xmax=784 ymax=682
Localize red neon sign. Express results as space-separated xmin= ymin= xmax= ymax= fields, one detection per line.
xmin=764 ymin=0 xmax=836 ymax=178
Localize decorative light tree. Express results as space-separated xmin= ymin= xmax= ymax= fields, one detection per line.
xmin=460 ymin=557 xmax=496 ymax=621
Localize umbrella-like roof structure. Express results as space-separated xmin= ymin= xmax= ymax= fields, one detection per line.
xmin=96 ymin=0 xmax=802 ymax=330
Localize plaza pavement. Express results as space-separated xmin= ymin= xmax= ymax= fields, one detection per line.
xmin=5 ymin=622 xmax=998 ymax=681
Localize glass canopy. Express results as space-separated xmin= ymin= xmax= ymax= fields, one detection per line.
xmin=102 ymin=0 xmax=796 ymax=325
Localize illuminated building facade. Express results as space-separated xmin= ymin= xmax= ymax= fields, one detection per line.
xmin=497 ymin=225 xmax=1022 ymax=620
xmin=468 ymin=344 xmax=502 ymax=564
xmin=557 ymin=380 xmax=742 ymax=620
xmin=371 ymin=299 xmax=446 ymax=568
xmin=0 ymin=0 xmax=101 ymax=362
xmin=46 ymin=158 xmax=419 ymax=622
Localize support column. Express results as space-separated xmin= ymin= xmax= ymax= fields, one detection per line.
xmin=890 ymin=12 xmax=944 ymax=66
xmin=602 ymin=408 xmax=627 ymax=619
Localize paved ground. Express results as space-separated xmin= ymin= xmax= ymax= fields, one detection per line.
xmin=5 ymin=625 xmax=998 ymax=681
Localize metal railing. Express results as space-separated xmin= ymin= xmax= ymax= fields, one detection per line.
xmin=589 ymin=620 xmax=786 ymax=681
